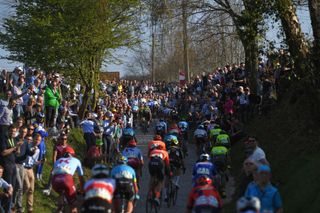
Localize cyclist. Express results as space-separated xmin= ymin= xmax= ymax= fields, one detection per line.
xmin=147 ymin=135 xmax=167 ymax=157
xmin=155 ymin=119 xmax=167 ymax=139
xmin=192 ymin=154 xmax=217 ymax=186
xmin=81 ymin=164 xmax=115 ymax=213
xmin=148 ymin=141 xmax=170 ymax=206
xmin=209 ymin=124 xmax=222 ymax=145
xmin=167 ymin=136 xmax=186 ymax=189
xmin=178 ymin=118 xmax=189 ymax=156
xmin=215 ymin=130 xmax=231 ymax=150
xmin=51 ymin=147 xmax=85 ymax=213
xmin=163 ymin=134 xmax=178 ymax=150
xmin=111 ymin=156 xmax=139 ymax=213
xmin=140 ymin=102 xmax=152 ymax=131
xmin=194 ymin=124 xmax=208 ymax=154
xmin=236 ymin=196 xmax=261 ymax=213
xmin=210 ymin=145 xmax=230 ymax=198
xmin=120 ymin=125 xmax=136 ymax=150
xmin=186 ymin=176 xmax=222 ymax=213
xmin=122 ymin=139 xmax=144 ymax=187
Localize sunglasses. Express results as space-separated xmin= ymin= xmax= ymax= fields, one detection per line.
xmin=245 ymin=162 xmax=254 ymax=165
xmin=28 ymin=128 xmax=34 ymax=130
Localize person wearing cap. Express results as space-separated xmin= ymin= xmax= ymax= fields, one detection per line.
xmin=245 ymin=165 xmax=283 ymax=213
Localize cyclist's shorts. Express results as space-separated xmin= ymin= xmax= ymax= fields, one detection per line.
xmin=52 ymin=174 xmax=76 ymax=204
xmin=148 ymin=157 xmax=164 ymax=181
xmin=193 ymin=206 xmax=220 ymax=213
xmin=127 ymin=158 xmax=141 ymax=170
xmin=195 ymin=137 xmax=206 ymax=144
xmin=81 ymin=198 xmax=112 ymax=213
xmin=114 ymin=178 xmax=135 ymax=201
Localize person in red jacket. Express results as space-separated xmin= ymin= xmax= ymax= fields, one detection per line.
xmin=186 ymin=176 xmax=222 ymax=213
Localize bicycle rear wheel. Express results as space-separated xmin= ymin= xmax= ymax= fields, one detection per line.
xmin=172 ymin=185 xmax=178 ymax=206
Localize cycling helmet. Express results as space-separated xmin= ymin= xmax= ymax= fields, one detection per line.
xmin=128 ymin=139 xmax=137 ymax=147
xmin=64 ymin=146 xmax=75 ymax=157
xmin=199 ymin=153 xmax=211 ymax=162
xmin=117 ymin=156 xmax=128 ymax=164
xmin=237 ymin=196 xmax=261 ymax=213
xmin=196 ymin=176 xmax=212 ymax=186
xmin=91 ymin=164 xmax=110 ymax=178
xmin=197 ymin=124 xmax=205 ymax=130
xmin=153 ymin=135 xmax=162 ymax=141
xmin=169 ymin=136 xmax=179 ymax=145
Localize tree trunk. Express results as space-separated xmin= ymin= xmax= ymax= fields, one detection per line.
xmin=308 ymin=0 xmax=320 ymax=83
xmin=182 ymin=0 xmax=190 ymax=82
xmin=79 ymin=86 xmax=91 ymax=120
xmin=243 ymin=39 xmax=258 ymax=93
xmin=276 ymin=0 xmax=310 ymax=75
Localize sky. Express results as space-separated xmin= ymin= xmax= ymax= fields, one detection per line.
xmin=0 ymin=1 xmax=313 ymax=77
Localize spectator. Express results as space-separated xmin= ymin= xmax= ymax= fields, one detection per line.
xmin=245 ymin=165 xmax=283 ymax=213
xmin=44 ymin=80 xmax=61 ymax=128
xmin=23 ymin=134 xmax=42 ymax=213
xmin=0 ymin=125 xmax=22 ymax=212
xmin=244 ymin=136 xmax=269 ymax=166
xmin=12 ymin=75 xmax=26 ymax=120
xmin=0 ymin=165 xmax=13 ymax=213
xmin=0 ymin=99 xmax=16 ymax=139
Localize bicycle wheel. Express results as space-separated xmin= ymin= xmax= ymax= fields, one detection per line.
xmin=166 ymin=182 xmax=172 ymax=207
xmin=172 ymin=185 xmax=178 ymax=206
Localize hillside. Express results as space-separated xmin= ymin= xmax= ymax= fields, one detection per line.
xmin=230 ymin=82 xmax=320 ymax=212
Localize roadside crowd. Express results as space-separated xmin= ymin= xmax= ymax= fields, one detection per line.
xmin=0 ymin=53 xmax=289 ymax=213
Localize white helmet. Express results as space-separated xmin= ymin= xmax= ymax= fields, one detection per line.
xmin=199 ymin=153 xmax=211 ymax=162
xmin=237 ymin=196 xmax=261 ymax=213
xmin=91 ymin=164 xmax=109 ymax=178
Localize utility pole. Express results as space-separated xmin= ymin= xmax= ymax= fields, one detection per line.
xmin=182 ymin=0 xmax=190 ymax=82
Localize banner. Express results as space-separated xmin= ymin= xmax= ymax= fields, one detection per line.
xmin=179 ymin=70 xmax=186 ymax=85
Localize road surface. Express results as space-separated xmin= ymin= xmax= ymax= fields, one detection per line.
xmin=134 ymin=125 xmax=235 ymax=212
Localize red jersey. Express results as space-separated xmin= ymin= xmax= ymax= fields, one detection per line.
xmin=148 ymin=140 xmax=166 ymax=152
xmin=187 ymin=184 xmax=222 ymax=210
xmin=149 ymin=149 xmax=170 ymax=167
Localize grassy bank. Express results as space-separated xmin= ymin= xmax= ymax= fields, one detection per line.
xmin=227 ymin=85 xmax=320 ymax=212
xmin=32 ymin=128 xmax=87 ymax=213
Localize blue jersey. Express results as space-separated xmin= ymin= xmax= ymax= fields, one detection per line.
xmin=192 ymin=162 xmax=217 ymax=182
xmin=53 ymin=157 xmax=84 ymax=176
xmin=122 ymin=147 xmax=143 ymax=161
xmin=245 ymin=182 xmax=283 ymax=212
xmin=111 ymin=164 xmax=136 ymax=181
xmin=123 ymin=127 xmax=135 ymax=137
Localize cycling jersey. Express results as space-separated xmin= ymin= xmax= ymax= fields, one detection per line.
xmin=194 ymin=129 xmax=207 ymax=138
xmin=111 ymin=165 xmax=137 ymax=181
xmin=192 ymin=162 xmax=217 ymax=183
xmin=168 ymin=145 xmax=183 ymax=168
xmin=122 ymin=147 xmax=143 ymax=169
xmin=209 ymin=128 xmax=222 ymax=139
xmin=52 ymin=157 xmax=84 ymax=176
xmin=187 ymin=185 xmax=222 ymax=212
xmin=122 ymin=127 xmax=135 ymax=137
xmin=84 ymin=178 xmax=116 ymax=203
xmin=148 ymin=140 xmax=167 ymax=153
xmin=211 ymin=146 xmax=229 ymax=171
xmin=215 ymin=134 xmax=230 ymax=148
